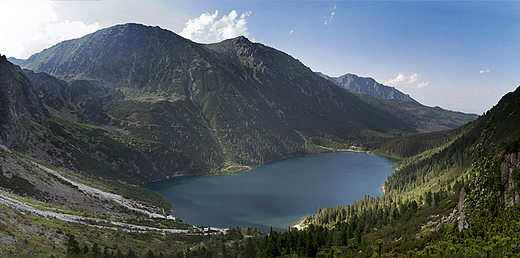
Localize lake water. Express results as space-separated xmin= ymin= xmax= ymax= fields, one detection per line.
xmin=144 ymin=151 xmax=396 ymax=232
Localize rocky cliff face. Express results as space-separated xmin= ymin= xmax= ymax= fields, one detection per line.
xmin=0 ymin=54 xmax=47 ymax=149
xmin=458 ymin=187 xmax=468 ymax=231
xmin=501 ymin=152 xmax=520 ymax=205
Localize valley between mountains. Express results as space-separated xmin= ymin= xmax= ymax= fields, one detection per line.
xmin=1 ymin=23 xmax=519 ymax=257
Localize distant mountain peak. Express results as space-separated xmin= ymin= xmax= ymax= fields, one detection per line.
xmin=105 ymin=22 xmax=164 ymax=31
xmin=211 ymin=35 xmax=255 ymax=50
xmin=230 ymin=35 xmax=250 ymax=42
xmin=317 ymin=72 xmax=417 ymax=103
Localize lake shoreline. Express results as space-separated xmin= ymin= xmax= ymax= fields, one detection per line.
xmin=292 ymin=217 xmax=308 ymax=231
xmin=146 ymin=148 xmax=374 ymax=185
xmin=145 ymin=151 xmax=397 ymax=233
xmin=335 ymin=148 xmax=370 ymax=153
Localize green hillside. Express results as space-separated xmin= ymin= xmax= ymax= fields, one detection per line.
xmin=377 ymin=87 xmax=520 ymax=198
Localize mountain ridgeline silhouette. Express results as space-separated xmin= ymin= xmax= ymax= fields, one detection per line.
xmin=316 ymin=72 xmax=417 ymax=102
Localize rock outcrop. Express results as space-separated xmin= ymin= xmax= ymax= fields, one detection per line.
xmin=0 ymin=54 xmax=47 ymax=150
xmin=501 ymin=152 xmax=520 ymax=205
xmin=458 ymin=187 xmax=468 ymax=231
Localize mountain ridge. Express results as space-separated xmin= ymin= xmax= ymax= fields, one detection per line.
xmin=317 ymin=71 xmax=417 ymax=102
xmin=0 ymin=54 xmax=48 ymax=150
xmin=4 ymin=23 xmax=475 ymax=184
xmin=350 ymin=91 xmax=477 ymax=133
xmin=4 ymin=24 xmax=416 ymax=184
xmin=316 ymin=71 xmax=477 ymax=132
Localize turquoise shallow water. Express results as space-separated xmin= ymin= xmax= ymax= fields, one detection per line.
xmin=144 ymin=151 xmax=396 ymax=232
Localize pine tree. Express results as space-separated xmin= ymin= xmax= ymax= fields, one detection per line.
xmin=66 ymin=234 xmax=81 ymax=254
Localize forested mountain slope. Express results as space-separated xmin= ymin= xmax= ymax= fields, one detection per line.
xmin=283 ymin=86 xmax=520 ymax=257
xmin=376 ymin=86 xmax=520 ymax=196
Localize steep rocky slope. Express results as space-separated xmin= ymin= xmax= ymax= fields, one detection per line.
xmin=501 ymin=151 xmax=520 ymax=205
xmin=0 ymin=55 xmax=47 ymax=149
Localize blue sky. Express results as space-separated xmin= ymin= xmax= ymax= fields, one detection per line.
xmin=1 ymin=0 xmax=519 ymax=114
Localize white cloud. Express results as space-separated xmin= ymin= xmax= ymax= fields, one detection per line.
xmin=384 ymin=73 xmax=406 ymax=85
xmin=406 ymin=73 xmax=419 ymax=84
xmin=384 ymin=73 xmax=421 ymax=85
xmin=0 ymin=0 xmax=189 ymax=59
xmin=179 ymin=10 xmax=251 ymax=43
xmin=479 ymin=69 xmax=490 ymax=74
xmin=40 ymin=20 xmax=99 ymax=46
xmin=0 ymin=1 xmax=99 ymax=59
xmin=324 ymin=6 xmax=337 ymax=25
xmin=417 ymin=81 xmax=429 ymax=89
xmin=385 ymin=73 xmax=427 ymax=89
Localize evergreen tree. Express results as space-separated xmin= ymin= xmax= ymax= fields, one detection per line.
xmin=92 ymin=243 xmax=100 ymax=258
xmin=66 ymin=234 xmax=81 ymax=255
xmin=220 ymin=243 xmax=228 ymax=257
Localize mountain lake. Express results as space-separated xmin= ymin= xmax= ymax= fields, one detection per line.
xmin=144 ymin=151 xmax=397 ymax=232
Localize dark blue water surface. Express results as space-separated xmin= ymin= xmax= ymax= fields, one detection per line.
xmin=144 ymin=151 xmax=396 ymax=232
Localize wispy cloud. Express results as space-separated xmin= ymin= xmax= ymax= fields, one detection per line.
xmin=384 ymin=73 xmax=420 ymax=85
xmin=324 ymin=6 xmax=337 ymax=25
xmin=407 ymin=73 xmax=419 ymax=84
xmin=180 ymin=10 xmax=251 ymax=43
xmin=479 ymin=69 xmax=490 ymax=74
xmin=384 ymin=73 xmax=406 ymax=85
xmin=385 ymin=73 xmax=428 ymax=89
xmin=417 ymin=81 xmax=429 ymax=89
